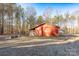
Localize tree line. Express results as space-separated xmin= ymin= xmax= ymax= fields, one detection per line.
xmin=0 ymin=3 xmax=79 ymax=35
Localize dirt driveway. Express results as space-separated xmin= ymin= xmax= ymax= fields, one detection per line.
xmin=0 ymin=34 xmax=79 ymax=56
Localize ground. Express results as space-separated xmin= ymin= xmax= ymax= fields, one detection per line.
xmin=0 ymin=34 xmax=79 ymax=56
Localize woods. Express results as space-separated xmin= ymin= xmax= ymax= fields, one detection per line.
xmin=0 ymin=3 xmax=79 ymax=36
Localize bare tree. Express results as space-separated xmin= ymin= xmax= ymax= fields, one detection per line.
xmin=26 ymin=6 xmax=36 ymax=29
xmin=0 ymin=4 xmax=6 ymax=34
xmin=43 ymin=7 xmax=53 ymax=24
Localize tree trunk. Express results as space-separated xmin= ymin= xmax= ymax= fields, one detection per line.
xmin=1 ymin=11 xmax=4 ymax=35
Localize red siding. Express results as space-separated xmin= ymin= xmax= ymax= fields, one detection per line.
xmin=35 ymin=24 xmax=60 ymax=37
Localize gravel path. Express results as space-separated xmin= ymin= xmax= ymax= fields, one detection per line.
xmin=0 ymin=35 xmax=79 ymax=56
xmin=0 ymin=41 xmax=79 ymax=56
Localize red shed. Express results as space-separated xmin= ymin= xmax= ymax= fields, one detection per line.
xmin=30 ymin=23 xmax=60 ymax=37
